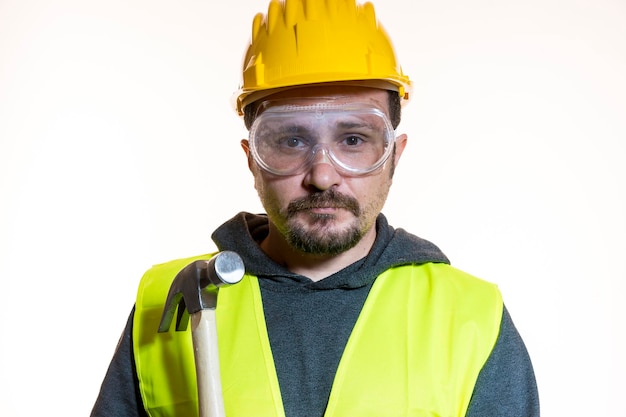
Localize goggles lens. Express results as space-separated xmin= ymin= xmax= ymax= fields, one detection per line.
xmin=249 ymin=103 xmax=396 ymax=176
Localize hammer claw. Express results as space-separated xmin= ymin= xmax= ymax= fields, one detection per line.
xmin=157 ymin=251 xmax=245 ymax=334
xmin=176 ymin=299 xmax=190 ymax=331
xmin=157 ymin=292 xmax=182 ymax=333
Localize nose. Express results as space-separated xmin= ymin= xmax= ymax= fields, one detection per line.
xmin=303 ymin=147 xmax=342 ymax=191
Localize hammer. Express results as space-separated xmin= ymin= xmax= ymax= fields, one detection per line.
xmin=158 ymin=251 xmax=245 ymax=417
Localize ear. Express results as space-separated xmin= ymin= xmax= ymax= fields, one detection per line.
xmin=240 ymin=139 xmax=254 ymax=171
xmin=393 ymin=134 xmax=408 ymax=166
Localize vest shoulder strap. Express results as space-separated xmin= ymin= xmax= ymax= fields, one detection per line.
xmin=133 ymin=253 xmax=216 ymax=417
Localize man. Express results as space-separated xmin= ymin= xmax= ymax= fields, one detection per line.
xmin=92 ymin=0 xmax=539 ymax=416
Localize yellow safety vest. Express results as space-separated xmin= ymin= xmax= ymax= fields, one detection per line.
xmin=134 ymin=254 xmax=503 ymax=417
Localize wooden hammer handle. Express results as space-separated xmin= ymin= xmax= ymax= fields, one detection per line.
xmin=191 ymin=309 xmax=225 ymax=417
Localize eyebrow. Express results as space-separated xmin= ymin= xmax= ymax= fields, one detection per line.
xmin=336 ymin=120 xmax=380 ymax=132
xmin=271 ymin=122 xmax=310 ymax=133
xmin=264 ymin=119 xmax=382 ymax=136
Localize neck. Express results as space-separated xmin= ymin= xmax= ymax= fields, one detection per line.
xmin=260 ymin=224 xmax=377 ymax=282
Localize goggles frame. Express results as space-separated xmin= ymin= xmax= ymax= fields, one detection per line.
xmin=248 ymin=101 xmax=397 ymax=177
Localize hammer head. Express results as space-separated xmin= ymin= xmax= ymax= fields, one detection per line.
xmin=157 ymin=251 xmax=245 ymax=333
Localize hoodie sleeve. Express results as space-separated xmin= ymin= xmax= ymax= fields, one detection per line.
xmin=466 ymin=306 xmax=540 ymax=417
xmin=90 ymin=307 xmax=148 ymax=417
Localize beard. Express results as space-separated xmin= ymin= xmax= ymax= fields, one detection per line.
xmin=283 ymin=189 xmax=364 ymax=256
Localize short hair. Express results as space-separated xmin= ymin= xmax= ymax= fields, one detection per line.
xmin=244 ymin=90 xmax=402 ymax=131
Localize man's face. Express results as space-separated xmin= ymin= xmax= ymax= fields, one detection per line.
xmin=241 ymin=86 xmax=407 ymax=256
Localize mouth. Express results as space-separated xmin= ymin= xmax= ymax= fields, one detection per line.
xmin=287 ymin=190 xmax=360 ymax=218
xmin=306 ymin=206 xmax=346 ymax=217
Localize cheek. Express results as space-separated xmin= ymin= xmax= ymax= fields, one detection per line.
xmin=253 ymin=172 xmax=295 ymax=212
xmin=252 ymin=166 xmax=277 ymax=199
xmin=253 ymin=173 xmax=272 ymax=205
xmin=354 ymin=176 xmax=393 ymax=212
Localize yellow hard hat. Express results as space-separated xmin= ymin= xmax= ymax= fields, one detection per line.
xmin=233 ymin=0 xmax=412 ymax=115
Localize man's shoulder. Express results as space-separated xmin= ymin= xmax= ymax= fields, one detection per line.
xmin=136 ymin=252 xmax=219 ymax=304
xmin=383 ymin=226 xmax=451 ymax=265
xmin=148 ymin=252 xmax=218 ymax=272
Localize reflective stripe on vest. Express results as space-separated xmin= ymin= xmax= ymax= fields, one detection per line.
xmin=134 ymin=256 xmax=503 ymax=417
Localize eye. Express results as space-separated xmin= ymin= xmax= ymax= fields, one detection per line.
xmin=343 ymin=135 xmax=364 ymax=146
xmin=285 ymin=136 xmax=304 ymax=148
xmin=278 ymin=136 xmax=310 ymax=149
xmin=274 ymin=135 xmax=310 ymax=154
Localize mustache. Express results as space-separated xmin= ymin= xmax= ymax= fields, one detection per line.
xmin=287 ymin=189 xmax=360 ymax=217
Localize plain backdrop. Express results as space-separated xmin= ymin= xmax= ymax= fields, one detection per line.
xmin=1 ymin=0 xmax=624 ymax=415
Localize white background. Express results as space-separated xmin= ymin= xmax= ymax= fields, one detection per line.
xmin=1 ymin=0 xmax=624 ymax=415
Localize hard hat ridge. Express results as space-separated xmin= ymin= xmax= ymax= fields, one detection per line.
xmin=234 ymin=0 xmax=412 ymax=115
xmin=255 ymin=0 xmax=362 ymax=38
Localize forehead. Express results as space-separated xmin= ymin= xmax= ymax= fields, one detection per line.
xmin=257 ymin=85 xmax=391 ymax=116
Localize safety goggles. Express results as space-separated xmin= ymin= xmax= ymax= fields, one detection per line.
xmin=248 ymin=102 xmax=396 ymax=176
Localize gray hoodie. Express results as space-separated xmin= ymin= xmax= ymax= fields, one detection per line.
xmin=91 ymin=212 xmax=539 ymax=417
